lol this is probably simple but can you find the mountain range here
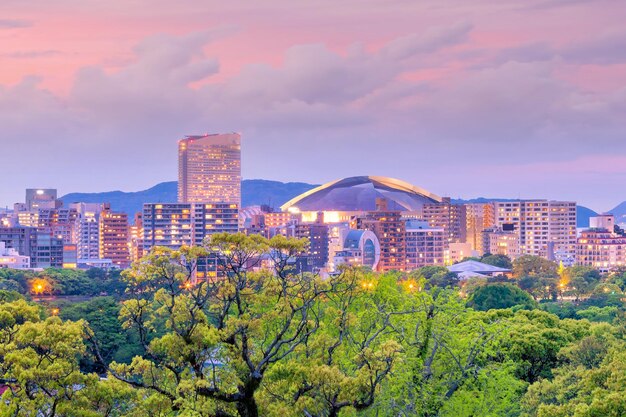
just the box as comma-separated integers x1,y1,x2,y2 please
60,180,319,216
61,180,622,228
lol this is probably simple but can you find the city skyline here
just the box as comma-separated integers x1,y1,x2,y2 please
1,0,626,211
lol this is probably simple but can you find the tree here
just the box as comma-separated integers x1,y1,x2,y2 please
60,296,141,373
412,266,459,288
493,309,589,383
468,283,537,311
95,234,401,417
521,337,626,417
481,254,513,270
562,266,601,301
0,300,100,417
512,256,558,279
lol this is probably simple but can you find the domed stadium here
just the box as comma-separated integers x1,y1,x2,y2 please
280,176,442,212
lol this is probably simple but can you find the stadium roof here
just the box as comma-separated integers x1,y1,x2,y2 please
280,176,442,212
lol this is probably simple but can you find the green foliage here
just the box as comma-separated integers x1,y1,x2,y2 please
0,237,624,417
411,266,460,288
513,255,558,279
468,283,537,311
60,297,142,372
481,254,513,269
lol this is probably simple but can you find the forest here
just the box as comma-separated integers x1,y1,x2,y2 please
0,233,624,417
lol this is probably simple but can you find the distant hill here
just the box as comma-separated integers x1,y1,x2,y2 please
61,185,597,228
608,201,626,225
60,180,318,216
453,198,597,228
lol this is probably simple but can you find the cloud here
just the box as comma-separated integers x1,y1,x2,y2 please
1,50,62,58
0,18,32,28
381,22,473,60
495,30,626,65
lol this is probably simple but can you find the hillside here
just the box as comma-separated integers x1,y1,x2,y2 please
62,184,597,228
60,180,318,216
608,201,626,225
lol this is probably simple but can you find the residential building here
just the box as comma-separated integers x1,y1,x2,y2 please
405,221,445,269
99,208,130,268
0,227,37,259
143,203,239,251
494,200,577,265
0,242,30,269
284,220,329,272
25,189,59,210
482,227,521,260
423,197,467,243
445,242,476,265
577,215,626,271
178,133,241,206
32,232,63,268
465,203,496,253
353,199,406,272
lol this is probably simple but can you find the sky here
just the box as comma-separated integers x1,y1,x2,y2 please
0,0,625,212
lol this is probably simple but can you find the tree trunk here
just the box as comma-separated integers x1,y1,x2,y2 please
236,398,259,417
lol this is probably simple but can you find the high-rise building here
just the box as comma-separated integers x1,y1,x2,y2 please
0,227,37,259
353,199,406,272
405,221,445,269
25,189,59,211
129,212,144,263
99,208,130,268
495,200,577,265
284,221,329,273
32,232,64,268
143,203,239,252
465,203,496,253
423,198,467,243
178,133,241,206
74,209,102,261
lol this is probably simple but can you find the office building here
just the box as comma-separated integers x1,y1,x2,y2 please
178,133,241,206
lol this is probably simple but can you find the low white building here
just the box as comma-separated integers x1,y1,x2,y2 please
0,242,31,269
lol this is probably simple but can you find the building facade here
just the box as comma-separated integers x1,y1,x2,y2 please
405,223,445,270
99,209,130,268
178,133,241,206
143,203,239,252
495,200,577,265
423,198,467,243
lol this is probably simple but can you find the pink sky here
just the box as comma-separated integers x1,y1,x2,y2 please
1,0,625,211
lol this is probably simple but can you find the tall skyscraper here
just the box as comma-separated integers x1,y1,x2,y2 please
178,133,241,206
